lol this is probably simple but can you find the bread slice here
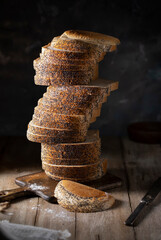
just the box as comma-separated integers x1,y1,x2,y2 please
34,74,91,86
41,130,100,164
34,68,94,86
27,131,86,144
42,156,102,166
42,158,107,182
36,89,106,116
51,36,104,62
36,81,109,113
54,180,115,212
27,79,118,144
34,55,99,86
30,84,110,134
35,68,93,79
51,36,94,52
46,84,106,98
30,83,110,133
40,92,103,110
41,43,95,60
33,104,103,130
28,120,87,135
37,99,92,115
62,30,120,52
39,79,115,105
34,57,92,71
34,102,101,130
39,53,96,66
32,111,88,129
31,116,88,131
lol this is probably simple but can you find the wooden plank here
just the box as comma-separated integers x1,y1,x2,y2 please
0,136,41,225
122,138,161,240
34,199,75,240
75,137,135,240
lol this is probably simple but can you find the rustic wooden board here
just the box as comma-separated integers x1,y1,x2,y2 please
1,136,160,240
122,138,161,240
34,199,76,240
14,170,122,203
75,137,135,240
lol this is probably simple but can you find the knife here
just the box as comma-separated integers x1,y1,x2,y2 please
125,177,161,226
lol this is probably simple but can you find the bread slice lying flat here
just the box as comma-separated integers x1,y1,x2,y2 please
34,57,92,71
62,30,120,51
39,53,96,66
42,158,107,182
41,130,100,165
41,44,95,61
54,180,115,212
26,128,86,144
51,36,105,62
34,74,91,86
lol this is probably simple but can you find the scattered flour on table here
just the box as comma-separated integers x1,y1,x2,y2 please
29,183,48,191
31,206,73,221
4,212,13,216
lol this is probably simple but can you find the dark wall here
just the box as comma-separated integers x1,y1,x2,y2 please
0,0,161,136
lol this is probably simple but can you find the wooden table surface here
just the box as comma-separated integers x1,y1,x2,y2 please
0,136,161,240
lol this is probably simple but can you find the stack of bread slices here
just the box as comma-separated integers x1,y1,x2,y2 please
27,30,120,182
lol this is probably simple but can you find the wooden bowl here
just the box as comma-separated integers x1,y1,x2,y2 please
128,122,161,144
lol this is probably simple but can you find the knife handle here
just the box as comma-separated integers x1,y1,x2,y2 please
125,201,147,226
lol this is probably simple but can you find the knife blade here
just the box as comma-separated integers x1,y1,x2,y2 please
125,177,161,226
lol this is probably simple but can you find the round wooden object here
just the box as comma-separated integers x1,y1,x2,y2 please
128,122,161,144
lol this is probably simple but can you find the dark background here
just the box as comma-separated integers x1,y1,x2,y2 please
0,0,161,136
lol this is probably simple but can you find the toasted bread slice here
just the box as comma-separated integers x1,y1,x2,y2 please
41,130,100,164
42,158,107,182
62,30,120,51
34,57,88,70
39,53,96,65
32,111,88,129
51,36,104,62
34,57,92,71
27,131,86,144
54,180,115,212
41,44,95,60
51,36,94,52
34,74,91,86
28,120,87,136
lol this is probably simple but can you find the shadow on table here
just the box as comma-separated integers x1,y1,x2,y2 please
0,136,41,172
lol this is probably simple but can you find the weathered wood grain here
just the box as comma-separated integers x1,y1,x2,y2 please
122,138,161,240
75,137,135,240
0,136,41,225
1,136,161,240
35,199,75,240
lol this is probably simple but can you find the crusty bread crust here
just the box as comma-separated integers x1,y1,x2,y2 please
62,30,120,49
54,180,115,212
34,74,91,86
41,130,100,165
43,158,107,182
41,44,96,60
33,57,92,71
27,131,85,144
